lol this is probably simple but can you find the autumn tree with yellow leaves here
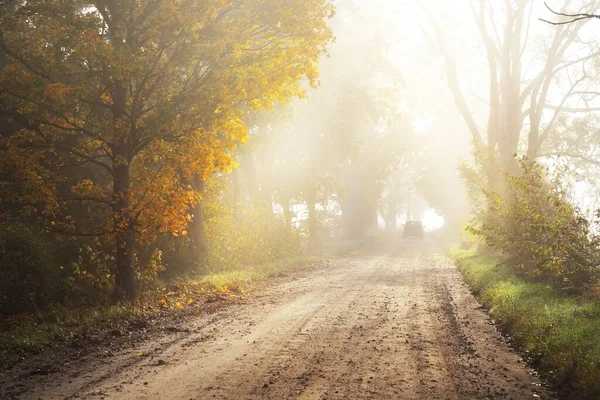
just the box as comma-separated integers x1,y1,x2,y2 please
0,0,333,299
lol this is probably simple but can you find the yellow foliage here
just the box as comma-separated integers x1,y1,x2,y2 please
0,0,334,295
43,83,72,103
204,206,301,271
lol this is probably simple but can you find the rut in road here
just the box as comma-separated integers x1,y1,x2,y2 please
7,239,552,400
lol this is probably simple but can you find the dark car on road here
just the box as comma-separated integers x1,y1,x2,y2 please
403,221,424,239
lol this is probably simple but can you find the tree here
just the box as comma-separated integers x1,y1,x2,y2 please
249,0,415,241
421,0,600,171
0,0,333,298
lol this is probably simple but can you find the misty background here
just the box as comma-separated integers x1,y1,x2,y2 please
231,0,600,242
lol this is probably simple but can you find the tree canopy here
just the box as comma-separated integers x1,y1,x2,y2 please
0,0,334,298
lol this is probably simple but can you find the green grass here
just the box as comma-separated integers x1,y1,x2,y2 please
453,249,600,399
0,302,146,367
0,255,325,369
192,255,325,293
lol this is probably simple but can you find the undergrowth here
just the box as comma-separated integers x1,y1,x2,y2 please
453,248,600,399
0,255,324,369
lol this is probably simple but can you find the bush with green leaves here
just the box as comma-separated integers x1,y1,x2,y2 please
463,156,600,292
0,226,63,315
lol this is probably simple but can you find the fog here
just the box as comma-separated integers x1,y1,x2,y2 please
3,0,600,295
3,2,600,394
224,0,600,244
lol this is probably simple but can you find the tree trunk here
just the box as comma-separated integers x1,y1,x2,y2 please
342,190,369,239
371,206,379,231
190,175,207,254
113,162,136,299
283,198,294,231
385,197,397,230
307,189,317,245
241,150,260,207
261,146,275,218
231,168,240,216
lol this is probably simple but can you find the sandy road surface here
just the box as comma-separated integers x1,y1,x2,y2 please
2,238,552,400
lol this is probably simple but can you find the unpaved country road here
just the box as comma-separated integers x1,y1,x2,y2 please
3,238,552,399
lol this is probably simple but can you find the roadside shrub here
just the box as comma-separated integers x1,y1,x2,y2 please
0,225,151,312
159,176,305,279
62,240,114,305
455,251,600,398
136,247,165,292
0,226,63,315
204,204,302,272
463,156,600,292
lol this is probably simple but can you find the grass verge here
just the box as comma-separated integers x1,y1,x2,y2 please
0,255,325,369
453,249,600,399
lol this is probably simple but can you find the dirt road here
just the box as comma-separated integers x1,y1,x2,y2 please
2,239,552,399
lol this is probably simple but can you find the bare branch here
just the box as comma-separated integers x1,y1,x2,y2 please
539,75,588,146
418,4,484,147
540,2,600,25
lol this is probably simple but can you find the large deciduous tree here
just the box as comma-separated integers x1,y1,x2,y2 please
422,0,600,171
0,0,333,298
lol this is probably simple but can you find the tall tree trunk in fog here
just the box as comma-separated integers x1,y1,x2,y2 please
190,176,207,254
261,144,275,218
385,196,397,230
112,80,136,299
241,148,273,216
341,196,369,239
113,160,136,299
340,192,358,239
241,149,259,205
497,0,525,172
339,166,377,239
422,8,483,149
284,198,294,231
306,187,318,245
371,206,379,231
231,168,240,217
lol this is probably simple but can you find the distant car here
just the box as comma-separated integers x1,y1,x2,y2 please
403,221,424,239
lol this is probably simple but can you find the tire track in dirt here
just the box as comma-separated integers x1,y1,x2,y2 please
5,239,553,400
225,254,395,400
